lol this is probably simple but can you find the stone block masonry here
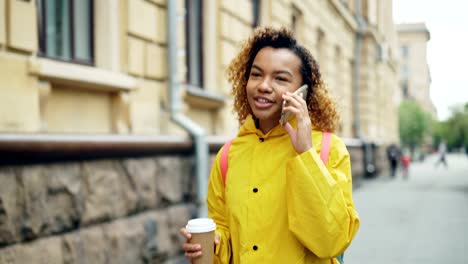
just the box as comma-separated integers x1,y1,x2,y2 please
0,142,369,263
0,156,197,263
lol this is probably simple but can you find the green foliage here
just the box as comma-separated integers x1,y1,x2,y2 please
433,103,468,150
398,100,431,148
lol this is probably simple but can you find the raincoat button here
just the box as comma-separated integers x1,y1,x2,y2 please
259,137,264,142
253,188,258,193
253,245,258,251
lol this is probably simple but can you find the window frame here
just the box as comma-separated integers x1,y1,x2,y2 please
37,0,95,66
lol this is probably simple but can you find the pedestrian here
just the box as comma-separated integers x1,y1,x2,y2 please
401,148,411,179
179,27,360,264
386,143,400,178
434,141,448,168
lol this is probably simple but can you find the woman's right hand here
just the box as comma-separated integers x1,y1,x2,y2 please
180,227,202,261
180,228,220,262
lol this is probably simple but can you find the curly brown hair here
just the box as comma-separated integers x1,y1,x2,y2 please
226,26,340,132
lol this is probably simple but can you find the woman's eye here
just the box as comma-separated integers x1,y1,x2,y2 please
250,72,261,77
276,76,288,82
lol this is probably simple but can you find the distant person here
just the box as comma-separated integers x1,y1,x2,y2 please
386,143,400,177
434,141,448,168
401,148,411,179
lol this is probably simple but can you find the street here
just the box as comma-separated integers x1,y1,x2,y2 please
346,153,468,263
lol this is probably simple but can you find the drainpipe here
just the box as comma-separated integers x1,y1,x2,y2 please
168,0,209,217
353,0,366,139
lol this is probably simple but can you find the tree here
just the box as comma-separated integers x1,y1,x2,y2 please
433,102,468,151
398,100,431,150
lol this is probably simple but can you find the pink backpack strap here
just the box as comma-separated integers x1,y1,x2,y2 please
220,140,233,186
320,132,331,164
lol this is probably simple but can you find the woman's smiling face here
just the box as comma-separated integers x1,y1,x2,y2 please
246,47,303,132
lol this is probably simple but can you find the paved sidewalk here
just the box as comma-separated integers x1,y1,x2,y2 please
345,153,468,264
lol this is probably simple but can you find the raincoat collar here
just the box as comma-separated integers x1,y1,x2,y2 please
238,115,298,138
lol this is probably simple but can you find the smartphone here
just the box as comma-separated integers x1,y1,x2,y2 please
279,84,308,125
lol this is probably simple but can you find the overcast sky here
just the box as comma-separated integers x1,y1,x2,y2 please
393,0,468,120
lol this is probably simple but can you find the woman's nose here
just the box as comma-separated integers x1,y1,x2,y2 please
258,78,273,93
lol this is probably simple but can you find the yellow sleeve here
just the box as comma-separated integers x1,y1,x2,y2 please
207,148,232,263
286,135,360,259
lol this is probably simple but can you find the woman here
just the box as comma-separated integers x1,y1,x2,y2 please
181,27,360,264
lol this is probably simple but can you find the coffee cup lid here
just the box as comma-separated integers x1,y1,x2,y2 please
186,218,216,233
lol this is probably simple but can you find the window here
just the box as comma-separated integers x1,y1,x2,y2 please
366,0,377,25
401,81,409,98
376,43,388,62
350,60,356,138
185,0,204,88
291,5,303,40
401,64,409,80
292,7,299,31
252,0,261,28
37,0,94,65
335,46,342,92
401,45,409,59
316,29,325,66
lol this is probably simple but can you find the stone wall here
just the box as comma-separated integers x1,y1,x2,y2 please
0,157,197,264
0,141,373,263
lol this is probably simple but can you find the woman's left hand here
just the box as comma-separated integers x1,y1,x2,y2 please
281,91,313,154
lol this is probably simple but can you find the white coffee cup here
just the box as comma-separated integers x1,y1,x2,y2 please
186,218,217,264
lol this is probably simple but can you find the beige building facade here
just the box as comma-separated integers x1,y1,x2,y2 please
397,23,436,117
0,0,401,144
0,1,416,261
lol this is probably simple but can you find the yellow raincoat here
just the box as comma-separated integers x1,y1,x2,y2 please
207,115,360,263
